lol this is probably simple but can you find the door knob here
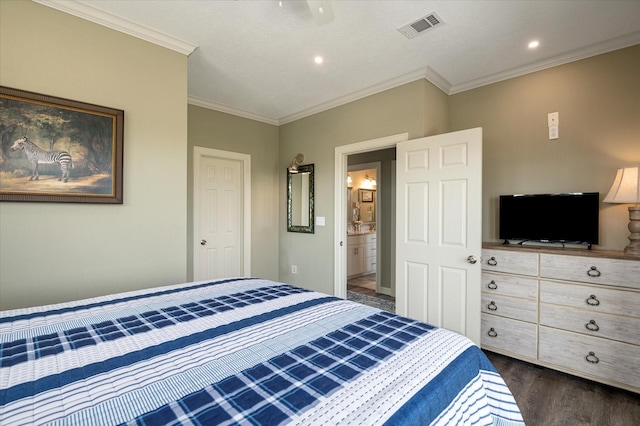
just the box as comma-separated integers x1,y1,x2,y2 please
200,239,207,246
467,255,478,264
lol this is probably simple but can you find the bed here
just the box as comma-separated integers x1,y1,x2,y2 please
1,278,524,425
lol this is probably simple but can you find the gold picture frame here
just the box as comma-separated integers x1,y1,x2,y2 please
0,86,124,203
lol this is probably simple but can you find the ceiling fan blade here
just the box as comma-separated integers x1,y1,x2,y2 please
306,0,334,25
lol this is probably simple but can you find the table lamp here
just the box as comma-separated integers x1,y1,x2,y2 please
603,166,640,255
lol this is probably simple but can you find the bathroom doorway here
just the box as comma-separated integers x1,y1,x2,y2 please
346,153,395,311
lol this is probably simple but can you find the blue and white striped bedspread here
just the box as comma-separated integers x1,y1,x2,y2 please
0,278,524,425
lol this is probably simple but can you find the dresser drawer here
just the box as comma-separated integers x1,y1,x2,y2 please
365,233,377,243
482,249,538,276
482,272,537,300
481,293,537,323
539,326,640,392
540,303,640,345
481,313,537,360
540,253,640,290
540,280,640,318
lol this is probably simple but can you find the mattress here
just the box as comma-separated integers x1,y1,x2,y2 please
0,278,524,425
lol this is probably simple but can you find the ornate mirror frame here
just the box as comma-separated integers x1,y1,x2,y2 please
287,163,314,233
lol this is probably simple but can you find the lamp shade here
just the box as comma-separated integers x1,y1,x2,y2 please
603,166,640,204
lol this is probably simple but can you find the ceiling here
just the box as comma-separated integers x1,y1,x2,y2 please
38,1,640,125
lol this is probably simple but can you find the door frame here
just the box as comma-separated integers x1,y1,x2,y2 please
334,133,408,299
193,146,252,280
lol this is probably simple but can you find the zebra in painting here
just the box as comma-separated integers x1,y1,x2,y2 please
11,137,73,182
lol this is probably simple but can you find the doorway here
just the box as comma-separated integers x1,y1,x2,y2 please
335,129,483,344
334,133,408,300
346,160,396,310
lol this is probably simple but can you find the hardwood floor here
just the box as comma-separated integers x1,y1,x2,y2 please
349,276,640,424
484,351,640,426
347,273,395,301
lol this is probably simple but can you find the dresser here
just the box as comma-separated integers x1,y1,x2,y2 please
481,244,640,393
347,233,377,277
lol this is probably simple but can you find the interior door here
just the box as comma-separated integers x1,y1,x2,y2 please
396,128,482,344
196,155,244,280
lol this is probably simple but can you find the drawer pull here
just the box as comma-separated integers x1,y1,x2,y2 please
585,320,600,332
586,295,600,306
585,351,599,364
587,266,601,277
488,301,498,311
487,328,498,338
487,257,498,266
487,280,498,290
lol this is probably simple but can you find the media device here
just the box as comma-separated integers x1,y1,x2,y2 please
499,192,599,249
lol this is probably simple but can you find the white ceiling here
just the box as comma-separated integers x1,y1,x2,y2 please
38,1,640,125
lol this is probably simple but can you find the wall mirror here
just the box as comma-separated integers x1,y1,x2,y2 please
287,164,314,233
347,167,377,228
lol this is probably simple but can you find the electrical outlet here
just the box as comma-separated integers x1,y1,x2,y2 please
291,265,297,274
549,126,559,140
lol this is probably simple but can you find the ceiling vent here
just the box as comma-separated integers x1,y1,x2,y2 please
397,12,444,39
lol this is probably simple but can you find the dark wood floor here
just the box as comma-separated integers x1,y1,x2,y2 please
484,351,640,426
349,275,639,424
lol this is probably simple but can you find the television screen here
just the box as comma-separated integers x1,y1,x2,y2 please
499,192,599,246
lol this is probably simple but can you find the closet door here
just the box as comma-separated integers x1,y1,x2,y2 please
194,147,251,281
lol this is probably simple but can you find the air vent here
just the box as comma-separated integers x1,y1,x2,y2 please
397,12,444,39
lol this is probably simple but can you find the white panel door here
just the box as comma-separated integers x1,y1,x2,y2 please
396,128,482,344
197,155,243,280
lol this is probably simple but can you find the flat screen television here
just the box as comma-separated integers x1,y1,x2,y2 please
499,192,599,248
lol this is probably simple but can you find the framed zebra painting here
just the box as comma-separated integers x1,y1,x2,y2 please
0,86,124,203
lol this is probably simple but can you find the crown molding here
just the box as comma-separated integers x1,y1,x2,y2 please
188,67,450,126
279,67,450,125
188,95,280,126
423,66,452,94
184,32,639,126
449,32,640,95
32,0,198,56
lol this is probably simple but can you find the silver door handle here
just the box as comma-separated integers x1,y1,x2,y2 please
200,239,207,246
467,255,478,264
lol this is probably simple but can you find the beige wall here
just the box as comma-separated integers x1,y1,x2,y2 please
279,79,450,295
1,2,635,311
0,1,188,309
187,105,280,281
450,45,640,251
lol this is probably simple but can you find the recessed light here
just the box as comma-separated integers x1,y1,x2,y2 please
314,56,323,64
528,40,540,49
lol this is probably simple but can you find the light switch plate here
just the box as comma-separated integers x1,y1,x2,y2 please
548,112,559,127
316,216,325,226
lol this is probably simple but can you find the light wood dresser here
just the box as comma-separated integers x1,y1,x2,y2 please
481,244,640,393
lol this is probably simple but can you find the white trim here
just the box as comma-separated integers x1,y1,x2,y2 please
32,0,639,123
193,147,251,279
280,69,437,125
193,30,640,124
33,0,198,56
449,32,640,94
334,133,408,299
188,95,279,126
390,160,396,297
